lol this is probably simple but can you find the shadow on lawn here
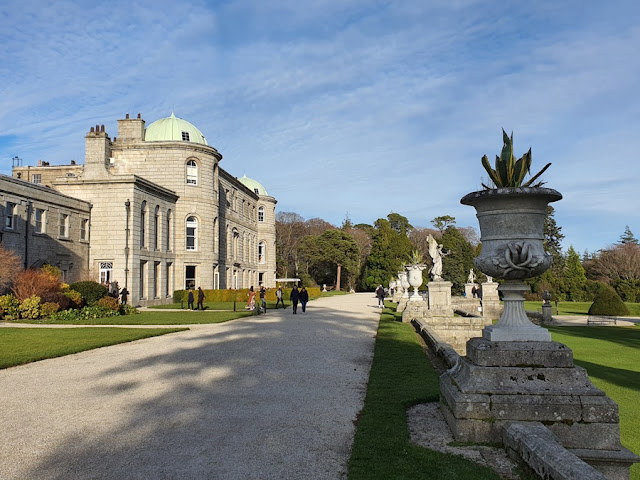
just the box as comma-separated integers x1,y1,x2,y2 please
573,359,640,393
547,325,640,351
11,295,381,480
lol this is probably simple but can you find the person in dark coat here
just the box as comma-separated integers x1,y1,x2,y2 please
290,286,300,314
197,287,205,310
120,287,129,305
375,284,385,308
187,289,195,310
299,287,309,312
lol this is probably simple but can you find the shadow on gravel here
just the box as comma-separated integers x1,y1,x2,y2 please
19,297,380,480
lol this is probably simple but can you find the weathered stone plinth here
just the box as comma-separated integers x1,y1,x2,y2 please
480,282,502,320
396,297,408,312
464,283,479,298
401,300,428,323
440,338,639,479
428,280,452,316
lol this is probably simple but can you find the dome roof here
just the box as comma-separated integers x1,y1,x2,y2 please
145,113,207,145
239,174,268,196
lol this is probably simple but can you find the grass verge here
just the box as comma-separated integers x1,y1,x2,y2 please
548,325,640,479
0,327,186,369
347,304,500,480
19,310,254,325
524,301,640,316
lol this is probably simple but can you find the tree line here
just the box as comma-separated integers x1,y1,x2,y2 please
276,209,640,303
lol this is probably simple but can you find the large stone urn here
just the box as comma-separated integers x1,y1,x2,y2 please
399,272,410,299
460,187,562,341
406,264,426,301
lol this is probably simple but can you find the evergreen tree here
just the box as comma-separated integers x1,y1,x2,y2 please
560,245,588,301
299,229,360,290
544,206,565,273
619,225,639,245
440,226,475,295
431,215,456,234
360,216,413,291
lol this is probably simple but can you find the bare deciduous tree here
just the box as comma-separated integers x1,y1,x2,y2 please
591,243,640,282
0,245,22,294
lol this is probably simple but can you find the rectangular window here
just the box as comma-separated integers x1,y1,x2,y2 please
35,208,45,234
213,268,219,290
59,213,69,238
181,131,190,141
80,219,88,240
259,272,264,286
5,202,16,229
140,261,147,299
166,262,172,298
185,265,196,290
32,174,41,184
154,262,160,298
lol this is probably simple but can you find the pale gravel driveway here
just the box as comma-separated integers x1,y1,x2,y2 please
0,293,381,480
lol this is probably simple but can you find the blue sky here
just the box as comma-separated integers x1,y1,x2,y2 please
1,0,638,254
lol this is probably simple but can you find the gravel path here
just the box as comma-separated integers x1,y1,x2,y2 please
0,293,380,480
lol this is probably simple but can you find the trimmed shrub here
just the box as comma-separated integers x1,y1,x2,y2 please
12,269,61,301
41,264,62,280
18,295,42,319
0,294,21,319
173,290,187,303
41,302,60,317
70,281,108,306
588,286,630,317
62,287,83,308
40,291,72,311
120,304,139,316
96,296,120,311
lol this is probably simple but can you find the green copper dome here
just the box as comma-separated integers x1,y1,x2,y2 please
239,174,268,195
145,113,208,145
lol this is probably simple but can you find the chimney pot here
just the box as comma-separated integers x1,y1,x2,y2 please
137,113,141,118
90,127,95,132
126,113,130,119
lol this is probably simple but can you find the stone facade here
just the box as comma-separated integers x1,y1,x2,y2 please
10,113,277,305
1,175,90,283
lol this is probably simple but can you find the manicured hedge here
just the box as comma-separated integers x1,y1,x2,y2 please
173,287,322,304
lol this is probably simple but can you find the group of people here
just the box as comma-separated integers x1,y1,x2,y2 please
250,285,309,314
103,280,130,305
186,286,206,310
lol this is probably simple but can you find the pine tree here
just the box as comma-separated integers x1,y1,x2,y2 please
619,225,639,245
544,206,565,273
560,245,588,301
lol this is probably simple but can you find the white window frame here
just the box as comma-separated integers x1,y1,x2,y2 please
5,202,16,230
258,206,264,223
186,216,198,251
58,213,69,238
186,159,198,185
35,208,45,234
258,241,266,264
80,218,88,240
99,262,113,284
32,174,41,184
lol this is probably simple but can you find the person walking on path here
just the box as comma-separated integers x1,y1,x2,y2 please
275,286,285,309
290,286,300,314
247,286,256,311
197,287,205,310
120,287,129,305
299,287,309,312
187,289,195,310
259,286,267,313
375,284,385,308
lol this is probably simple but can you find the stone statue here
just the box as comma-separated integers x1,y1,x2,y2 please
427,234,447,281
486,276,493,283
467,268,476,284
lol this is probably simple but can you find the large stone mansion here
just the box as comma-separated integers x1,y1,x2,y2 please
1,112,277,306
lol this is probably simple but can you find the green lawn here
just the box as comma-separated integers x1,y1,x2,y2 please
348,303,500,480
548,325,640,480
19,310,254,325
0,327,186,369
150,300,292,311
524,301,640,316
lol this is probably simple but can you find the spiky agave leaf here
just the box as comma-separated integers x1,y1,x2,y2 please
523,162,552,187
482,154,502,187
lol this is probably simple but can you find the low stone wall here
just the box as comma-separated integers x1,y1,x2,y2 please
411,319,459,369
503,422,608,480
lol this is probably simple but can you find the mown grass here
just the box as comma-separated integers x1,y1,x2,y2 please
21,310,254,325
347,303,500,480
0,327,186,369
548,325,640,479
524,301,640,316
321,290,351,296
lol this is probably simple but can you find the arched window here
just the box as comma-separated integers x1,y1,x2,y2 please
166,209,172,251
258,241,266,264
258,206,264,223
140,201,147,248
186,216,198,251
186,159,198,185
213,217,218,253
154,206,160,250
233,229,239,259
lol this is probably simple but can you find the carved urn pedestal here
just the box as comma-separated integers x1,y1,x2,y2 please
439,188,639,478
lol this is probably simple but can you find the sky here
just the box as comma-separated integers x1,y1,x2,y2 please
1,0,638,255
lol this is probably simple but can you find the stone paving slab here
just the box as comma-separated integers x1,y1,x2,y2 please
0,293,381,480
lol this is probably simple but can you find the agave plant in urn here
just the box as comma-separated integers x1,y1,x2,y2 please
461,129,561,341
